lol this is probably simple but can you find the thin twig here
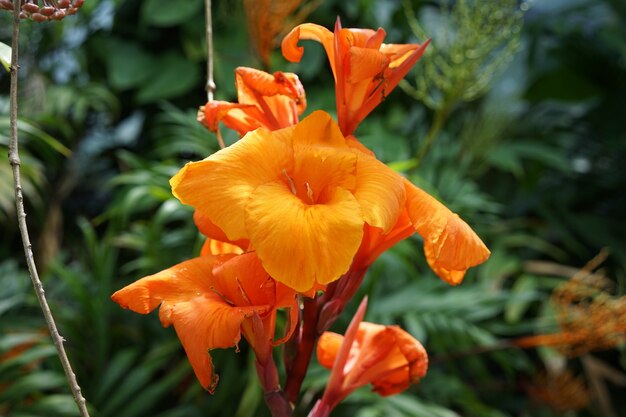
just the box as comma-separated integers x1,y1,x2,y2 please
8,2,90,416
205,0,216,102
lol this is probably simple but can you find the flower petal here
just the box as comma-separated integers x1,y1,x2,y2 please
404,180,490,285
198,101,266,136
281,23,336,75
317,331,344,369
352,150,405,233
111,256,261,392
171,128,293,241
194,210,248,254
244,181,364,292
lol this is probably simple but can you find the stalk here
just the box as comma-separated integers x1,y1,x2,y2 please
7,1,90,416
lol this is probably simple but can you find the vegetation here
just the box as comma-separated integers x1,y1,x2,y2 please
1,0,625,416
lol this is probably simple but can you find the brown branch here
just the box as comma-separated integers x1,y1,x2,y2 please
205,0,216,102
8,2,90,416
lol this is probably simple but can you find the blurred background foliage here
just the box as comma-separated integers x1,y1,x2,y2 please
1,0,625,416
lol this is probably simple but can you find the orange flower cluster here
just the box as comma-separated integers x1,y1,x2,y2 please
113,18,490,413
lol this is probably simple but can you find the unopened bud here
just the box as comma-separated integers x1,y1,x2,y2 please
31,13,48,22
0,0,14,11
40,6,56,16
57,0,71,7
22,3,40,13
51,10,66,20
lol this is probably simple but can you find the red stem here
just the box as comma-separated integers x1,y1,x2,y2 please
284,297,320,403
283,268,368,404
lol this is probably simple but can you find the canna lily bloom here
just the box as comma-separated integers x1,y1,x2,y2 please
282,18,429,136
111,252,298,393
172,111,489,292
171,110,407,292
312,298,428,416
198,66,306,137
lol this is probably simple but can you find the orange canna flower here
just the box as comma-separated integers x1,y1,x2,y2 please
111,252,298,393
172,111,406,292
282,18,429,136
198,66,306,137
312,298,428,416
172,111,489,291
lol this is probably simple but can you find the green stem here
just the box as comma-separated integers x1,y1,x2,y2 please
415,104,451,166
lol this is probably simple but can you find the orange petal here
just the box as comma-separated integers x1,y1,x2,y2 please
235,67,306,129
244,182,364,292
352,150,405,233
404,179,490,285
199,101,266,136
317,331,344,369
111,256,260,392
291,110,348,148
194,210,248,254
358,40,429,127
170,128,293,241
200,238,245,257
281,23,337,78
211,252,275,308
347,47,389,84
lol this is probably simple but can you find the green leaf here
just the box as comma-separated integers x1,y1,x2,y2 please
135,53,200,103
103,40,156,90
141,0,203,27
0,41,10,72
0,371,66,402
17,394,81,416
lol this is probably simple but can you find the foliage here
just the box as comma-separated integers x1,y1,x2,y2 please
1,0,625,416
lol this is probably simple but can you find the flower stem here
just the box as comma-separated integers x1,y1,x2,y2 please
415,104,450,165
283,268,368,404
8,2,90,416
284,297,319,403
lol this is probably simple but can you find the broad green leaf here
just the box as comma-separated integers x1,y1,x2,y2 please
0,41,10,72
141,0,203,27
103,40,155,90
135,53,200,103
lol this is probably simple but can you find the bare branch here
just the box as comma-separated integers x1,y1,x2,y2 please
8,1,91,416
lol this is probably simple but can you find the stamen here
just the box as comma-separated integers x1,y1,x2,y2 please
305,182,315,203
283,169,297,195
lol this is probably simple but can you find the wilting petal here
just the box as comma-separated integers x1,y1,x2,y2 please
352,150,405,233
244,182,364,291
111,256,264,391
171,128,293,241
404,180,490,285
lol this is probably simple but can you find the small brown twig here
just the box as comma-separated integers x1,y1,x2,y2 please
8,2,90,416
205,0,216,102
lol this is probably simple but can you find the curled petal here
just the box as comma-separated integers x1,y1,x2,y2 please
404,180,490,285
282,23,336,76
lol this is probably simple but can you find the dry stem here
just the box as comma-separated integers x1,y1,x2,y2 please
205,0,216,101
8,1,90,416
